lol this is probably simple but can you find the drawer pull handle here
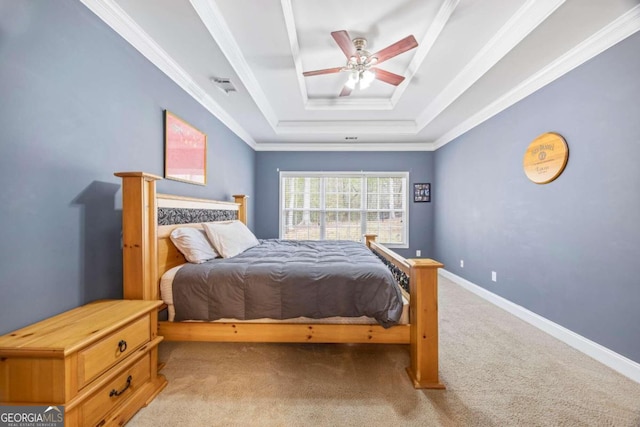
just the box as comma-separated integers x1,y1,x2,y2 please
110,375,132,397
118,340,128,353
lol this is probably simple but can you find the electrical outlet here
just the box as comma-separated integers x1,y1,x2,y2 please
416,250,421,257
460,260,464,268
492,271,497,282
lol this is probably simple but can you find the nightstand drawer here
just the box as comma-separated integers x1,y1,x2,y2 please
81,352,151,427
78,315,150,387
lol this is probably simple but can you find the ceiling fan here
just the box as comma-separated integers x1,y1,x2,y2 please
302,30,418,97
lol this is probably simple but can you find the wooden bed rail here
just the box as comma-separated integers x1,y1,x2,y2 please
365,233,411,275
115,172,444,389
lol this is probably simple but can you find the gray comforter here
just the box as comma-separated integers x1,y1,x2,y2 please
172,239,403,327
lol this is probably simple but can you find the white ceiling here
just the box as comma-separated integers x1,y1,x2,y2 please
83,0,640,151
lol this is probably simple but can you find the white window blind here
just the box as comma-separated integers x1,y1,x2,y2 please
279,172,408,248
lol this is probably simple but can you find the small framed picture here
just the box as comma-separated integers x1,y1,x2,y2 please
413,183,431,203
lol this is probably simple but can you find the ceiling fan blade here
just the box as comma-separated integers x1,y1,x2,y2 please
331,30,356,58
371,35,418,64
302,67,343,77
374,68,405,86
339,85,352,97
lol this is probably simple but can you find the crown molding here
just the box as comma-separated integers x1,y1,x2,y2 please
416,0,566,130
280,0,309,106
190,0,279,130
79,0,257,149
304,98,395,110
254,141,434,152
433,4,640,150
275,120,417,134
390,0,459,106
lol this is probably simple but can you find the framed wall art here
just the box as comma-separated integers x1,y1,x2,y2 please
413,183,431,203
164,110,207,185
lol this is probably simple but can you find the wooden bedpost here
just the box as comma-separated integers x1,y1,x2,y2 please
364,233,377,247
232,195,248,224
406,258,445,389
366,237,445,389
115,172,163,300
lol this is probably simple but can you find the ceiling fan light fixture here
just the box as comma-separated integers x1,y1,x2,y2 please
359,70,375,89
301,30,418,97
345,71,359,89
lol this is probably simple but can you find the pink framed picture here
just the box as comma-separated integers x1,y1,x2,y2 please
164,110,207,185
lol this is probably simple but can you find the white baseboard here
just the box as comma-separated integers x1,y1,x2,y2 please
439,269,640,384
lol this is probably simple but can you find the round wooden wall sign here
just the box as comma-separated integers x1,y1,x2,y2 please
523,132,569,184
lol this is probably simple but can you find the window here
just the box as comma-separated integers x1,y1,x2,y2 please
280,172,408,247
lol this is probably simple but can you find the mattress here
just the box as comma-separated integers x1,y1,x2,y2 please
161,264,409,325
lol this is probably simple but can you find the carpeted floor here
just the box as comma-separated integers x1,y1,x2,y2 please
129,276,640,426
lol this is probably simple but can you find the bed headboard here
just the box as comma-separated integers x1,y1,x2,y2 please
115,172,247,300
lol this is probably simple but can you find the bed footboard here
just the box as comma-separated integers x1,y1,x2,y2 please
365,234,444,389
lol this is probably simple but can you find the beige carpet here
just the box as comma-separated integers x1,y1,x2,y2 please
129,276,640,426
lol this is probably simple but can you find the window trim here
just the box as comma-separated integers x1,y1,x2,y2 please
278,171,409,248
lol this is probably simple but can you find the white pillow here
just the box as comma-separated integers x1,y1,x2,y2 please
203,220,259,258
169,227,219,263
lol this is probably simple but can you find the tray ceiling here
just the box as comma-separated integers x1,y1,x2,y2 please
82,0,640,150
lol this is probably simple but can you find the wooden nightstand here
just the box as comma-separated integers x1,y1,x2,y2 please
0,300,167,426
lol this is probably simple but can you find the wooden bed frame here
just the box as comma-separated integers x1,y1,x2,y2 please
115,171,444,389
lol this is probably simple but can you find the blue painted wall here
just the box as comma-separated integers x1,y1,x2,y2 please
254,151,435,259
434,31,640,363
0,1,255,333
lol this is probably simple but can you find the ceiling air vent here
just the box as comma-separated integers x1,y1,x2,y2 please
210,77,236,95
